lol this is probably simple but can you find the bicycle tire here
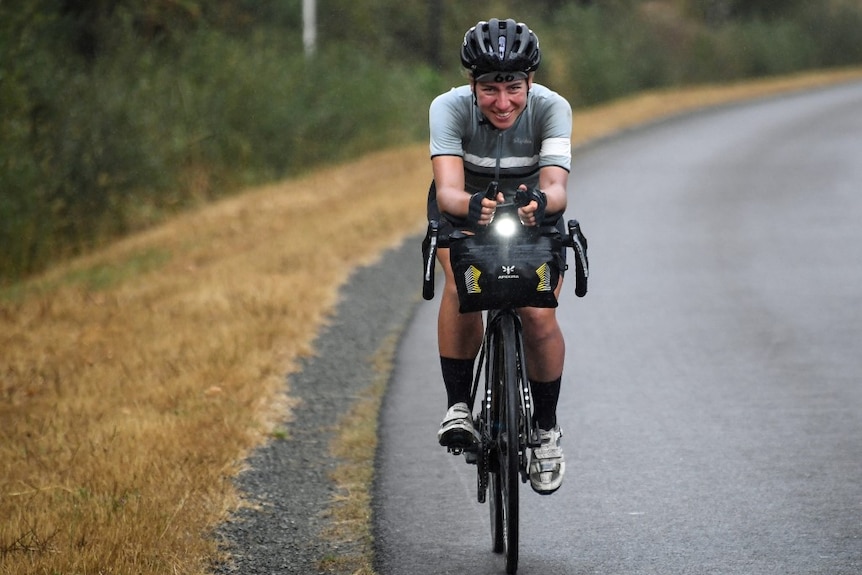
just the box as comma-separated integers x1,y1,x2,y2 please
488,313,521,574
488,325,504,554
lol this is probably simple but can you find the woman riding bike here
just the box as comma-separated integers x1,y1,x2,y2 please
429,18,572,494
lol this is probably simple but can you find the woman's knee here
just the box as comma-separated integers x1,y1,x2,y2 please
520,308,561,340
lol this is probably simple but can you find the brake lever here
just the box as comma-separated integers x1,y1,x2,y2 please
567,219,589,298
422,219,439,300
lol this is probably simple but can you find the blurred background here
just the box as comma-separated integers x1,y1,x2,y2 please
3,0,862,281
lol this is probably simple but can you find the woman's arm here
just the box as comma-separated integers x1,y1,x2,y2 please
432,155,501,225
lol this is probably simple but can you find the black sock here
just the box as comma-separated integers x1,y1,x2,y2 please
531,376,562,430
440,356,475,407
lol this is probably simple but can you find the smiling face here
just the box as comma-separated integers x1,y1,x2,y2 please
474,77,531,130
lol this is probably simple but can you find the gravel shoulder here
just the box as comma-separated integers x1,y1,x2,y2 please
212,237,421,574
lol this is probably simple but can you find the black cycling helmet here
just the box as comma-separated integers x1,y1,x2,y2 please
460,18,541,80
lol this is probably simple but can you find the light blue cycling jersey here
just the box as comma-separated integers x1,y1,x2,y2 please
429,82,572,199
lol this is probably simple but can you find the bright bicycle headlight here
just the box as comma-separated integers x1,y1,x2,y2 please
492,214,518,238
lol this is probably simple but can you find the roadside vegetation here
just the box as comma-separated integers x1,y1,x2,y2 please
3,0,862,281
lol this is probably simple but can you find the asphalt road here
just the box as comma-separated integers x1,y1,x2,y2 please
373,82,862,575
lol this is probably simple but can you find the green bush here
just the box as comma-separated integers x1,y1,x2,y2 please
0,14,443,280
801,3,862,67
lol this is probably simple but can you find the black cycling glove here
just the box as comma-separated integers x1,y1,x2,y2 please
466,191,486,226
514,188,547,224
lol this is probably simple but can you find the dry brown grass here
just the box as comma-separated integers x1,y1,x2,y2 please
2,67,861,574
0,149,428,573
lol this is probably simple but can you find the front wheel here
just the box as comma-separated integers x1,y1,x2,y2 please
488,314,520,574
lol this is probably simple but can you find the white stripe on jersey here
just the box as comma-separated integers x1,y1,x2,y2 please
540,137,572,160
464,153,540,169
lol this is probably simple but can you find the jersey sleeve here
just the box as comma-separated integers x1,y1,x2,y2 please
429,88,469,158
537,92,573,172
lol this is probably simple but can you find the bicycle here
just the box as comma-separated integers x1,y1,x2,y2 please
422,182,588,574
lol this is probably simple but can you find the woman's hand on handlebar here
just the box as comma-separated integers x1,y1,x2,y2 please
467,189,504,226
514,185,547,226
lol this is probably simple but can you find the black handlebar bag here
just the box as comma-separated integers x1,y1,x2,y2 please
448,229,563,314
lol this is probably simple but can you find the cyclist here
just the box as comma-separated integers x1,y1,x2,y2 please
429,18,572,494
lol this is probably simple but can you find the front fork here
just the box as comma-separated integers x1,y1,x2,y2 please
513,315,540,485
